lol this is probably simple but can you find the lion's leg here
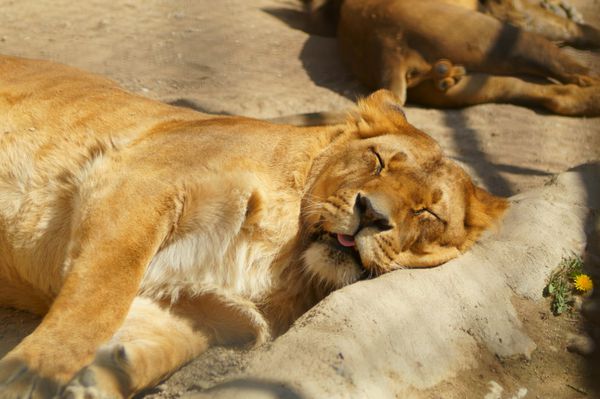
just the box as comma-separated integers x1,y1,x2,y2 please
420,7,597,85
408,73,600,116
0,184,176,398
63,293,269,399
480,25,596,86
61,298,210,399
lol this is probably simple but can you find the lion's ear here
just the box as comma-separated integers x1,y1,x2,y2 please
462,184,508,248
357,90,406,119
351,90,408,138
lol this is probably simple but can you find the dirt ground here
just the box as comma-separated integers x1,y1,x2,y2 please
0,0,599,398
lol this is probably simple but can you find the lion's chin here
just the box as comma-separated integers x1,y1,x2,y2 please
302,241,364,288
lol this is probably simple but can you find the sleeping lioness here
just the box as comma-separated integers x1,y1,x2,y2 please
0,55,506,398
306,0,600,116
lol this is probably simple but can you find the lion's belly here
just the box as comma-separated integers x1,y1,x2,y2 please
0,126,121,301
0,136,79,303
0,185,72,313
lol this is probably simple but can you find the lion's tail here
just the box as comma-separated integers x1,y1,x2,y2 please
267,111,348,126
166,98,348,127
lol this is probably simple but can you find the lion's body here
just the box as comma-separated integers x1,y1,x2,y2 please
0,55,506,398
0,57,295,312
308,0,600,115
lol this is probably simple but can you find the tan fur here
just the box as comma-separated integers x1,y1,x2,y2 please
307,0,600,116
0,55,506,398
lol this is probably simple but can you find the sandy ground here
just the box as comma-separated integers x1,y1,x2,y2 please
0,0,599,398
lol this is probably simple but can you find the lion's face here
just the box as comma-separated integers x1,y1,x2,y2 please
300,91,507,287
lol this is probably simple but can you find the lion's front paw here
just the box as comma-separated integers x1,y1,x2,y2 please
62,368,122,399
0,358,61,399
62,345,130,399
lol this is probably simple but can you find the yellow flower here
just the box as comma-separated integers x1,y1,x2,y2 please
573,274,593,293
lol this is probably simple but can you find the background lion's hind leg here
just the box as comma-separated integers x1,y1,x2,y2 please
481,0,600,48
408,72,600,116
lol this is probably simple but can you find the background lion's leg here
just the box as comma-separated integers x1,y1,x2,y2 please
64,292,269,398
416,6,597,85
475,25,596,86
408,73,600,116
481,0,600,48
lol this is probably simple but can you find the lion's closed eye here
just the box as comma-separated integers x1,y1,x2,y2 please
412,208,427,216
413,208,442,222
369,147,385,175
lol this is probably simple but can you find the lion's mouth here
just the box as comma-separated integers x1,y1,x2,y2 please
313,231,369,277
336,233,356,247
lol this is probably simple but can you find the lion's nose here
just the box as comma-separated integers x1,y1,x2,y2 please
355,194,392,232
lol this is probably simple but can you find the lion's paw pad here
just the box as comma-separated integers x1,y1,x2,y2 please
431,59,466,91
62,368,121,399
63,385,109,399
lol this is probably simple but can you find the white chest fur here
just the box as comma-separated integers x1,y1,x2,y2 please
140,230,280,302
139,182,301,303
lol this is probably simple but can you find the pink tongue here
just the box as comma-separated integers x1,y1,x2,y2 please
337,233,356,247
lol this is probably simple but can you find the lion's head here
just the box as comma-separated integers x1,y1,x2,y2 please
300,90,507,287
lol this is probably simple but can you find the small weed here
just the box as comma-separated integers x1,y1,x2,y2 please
543,255,589,315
